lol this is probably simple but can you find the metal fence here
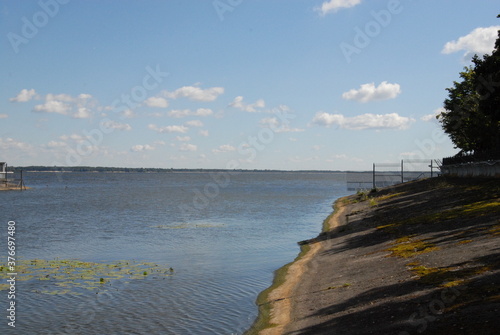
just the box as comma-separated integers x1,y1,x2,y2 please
347,159,441,191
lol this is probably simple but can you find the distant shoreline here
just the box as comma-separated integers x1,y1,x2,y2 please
10,167,360,174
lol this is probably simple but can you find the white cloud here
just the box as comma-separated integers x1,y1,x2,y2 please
73,107,92,119
194,108,213,116
442,26,500,59
120,109,136,119
168,109,192,118
0,114,8,119
260,117,304,133
0,137,32,150
144,96,169,108
212,144,236,153
199,130,209,137
185,120,204,127
163,86,224,102
311,112,414,130
421,108,445,122
148,124,189,133
9,89,38,102
46,140,67,148
342,81,401,103
78,93,92,100
131,144,154,152
315,0,362,16
168,108,213,118
101,120,132,131
33,100,71,115
179,143,198,152
229,96,266,112
175,136,191,142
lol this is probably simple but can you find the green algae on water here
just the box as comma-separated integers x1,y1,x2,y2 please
0,259,174,295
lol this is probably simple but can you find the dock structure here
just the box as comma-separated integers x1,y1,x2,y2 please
0,162,27,190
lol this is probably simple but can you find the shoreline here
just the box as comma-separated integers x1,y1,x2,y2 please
245,196,349,334
248,177,500,334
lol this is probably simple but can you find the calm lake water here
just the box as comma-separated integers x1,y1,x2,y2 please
0,171,349,334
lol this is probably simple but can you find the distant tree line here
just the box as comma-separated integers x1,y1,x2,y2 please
439,15,500,159
8,166,343,173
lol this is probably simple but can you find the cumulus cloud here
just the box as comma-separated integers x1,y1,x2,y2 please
163,86,224,102
131,144,154,152
179,143,198,152
144,96,169,108
311,112,414,130
421,108,445,122
120,109,136,119
101,120,132,131
10,88,38,102
175,136,191,142
442,26,500,59
212,144,236,153
260,117,304,133
168,108,214,118
29,92,95,118
0,137,32,150
0,114,8,119
73,107,92,119
185,120,204,127
199,130,209,137
342,81,401,103
33,100,71,115
315,0,362,16
148,124,189,134
229,96,265,112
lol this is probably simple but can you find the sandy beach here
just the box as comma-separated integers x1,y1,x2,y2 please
248,177,500,335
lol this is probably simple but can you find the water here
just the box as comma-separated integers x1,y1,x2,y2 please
0,171,349,334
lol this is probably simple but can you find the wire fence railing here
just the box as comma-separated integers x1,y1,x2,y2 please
346,159,440,191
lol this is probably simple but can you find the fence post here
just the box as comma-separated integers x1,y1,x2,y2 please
401,160,404,184
373,163,375,189
430,160,433,178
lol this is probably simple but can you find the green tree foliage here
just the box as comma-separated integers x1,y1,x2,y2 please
439,22,500,154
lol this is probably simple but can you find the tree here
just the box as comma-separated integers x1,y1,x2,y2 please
439,21,500,154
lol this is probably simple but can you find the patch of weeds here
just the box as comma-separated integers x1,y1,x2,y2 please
386,237,439,258
369,198,378,207
489,224,500,236
376,223,400,233
457,240,473,245
375,192,406,202
407,262,491,288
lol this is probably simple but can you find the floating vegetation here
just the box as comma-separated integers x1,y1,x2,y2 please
152,223,225,229
0,259,174,295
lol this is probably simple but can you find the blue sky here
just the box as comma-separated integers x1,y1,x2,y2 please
1,0,499,170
